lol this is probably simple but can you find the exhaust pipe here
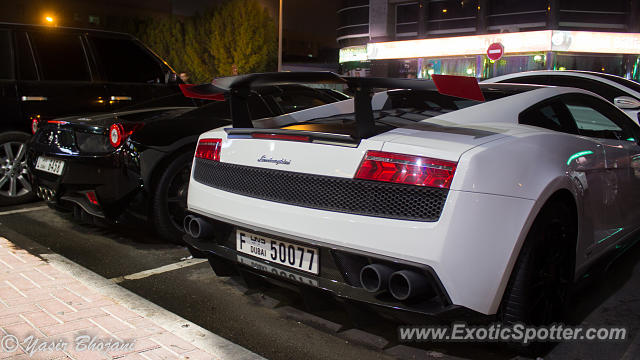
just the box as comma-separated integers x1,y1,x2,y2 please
37,187,55,201
360,264,394,293
388,270,430,301
188,217,215,239
183,215,195,235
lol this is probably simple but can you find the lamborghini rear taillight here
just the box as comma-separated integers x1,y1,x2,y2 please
355,150,457,188
195,139,222,161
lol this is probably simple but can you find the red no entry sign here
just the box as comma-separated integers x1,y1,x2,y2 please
487,42,504,61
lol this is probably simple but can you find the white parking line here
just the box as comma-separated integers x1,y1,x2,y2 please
109,258,208,284
0,206,49,216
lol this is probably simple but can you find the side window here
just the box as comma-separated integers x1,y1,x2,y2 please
89,37,164,84
502,75,627,103
518,101,577,134
556,77,627,103
0,30,13,80
194,95,271,121
562,95,637,141
28,31,90,81
15,32,37,81
500,75,552,86
567,105,622,132
271,90,330,113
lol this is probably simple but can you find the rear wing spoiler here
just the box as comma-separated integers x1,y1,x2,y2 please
185,72,483,138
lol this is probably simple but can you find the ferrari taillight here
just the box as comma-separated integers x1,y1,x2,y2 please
108,123,143,148
195,139,222,161
31,117,39,134
109,124,124,148
355,150,457,189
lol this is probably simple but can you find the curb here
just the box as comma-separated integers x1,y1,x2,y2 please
39,252,265,360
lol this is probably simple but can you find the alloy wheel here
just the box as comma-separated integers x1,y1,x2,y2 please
0,142,32,198
166,162,191,232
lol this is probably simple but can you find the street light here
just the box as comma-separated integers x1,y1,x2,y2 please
44,15,56,26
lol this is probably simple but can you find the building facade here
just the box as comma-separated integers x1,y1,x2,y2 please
338,0,640,80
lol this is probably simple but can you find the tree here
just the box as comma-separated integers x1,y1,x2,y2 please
136,16,187,76
183,11,216,83
122,0,276,83
208,0,277,76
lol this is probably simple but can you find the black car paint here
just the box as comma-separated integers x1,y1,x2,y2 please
0,22,180,134
27,85,344,223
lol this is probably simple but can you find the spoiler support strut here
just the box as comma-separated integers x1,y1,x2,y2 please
354,86,376,139
227,88,253,129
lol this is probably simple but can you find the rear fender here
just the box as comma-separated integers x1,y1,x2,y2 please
489,176,580,314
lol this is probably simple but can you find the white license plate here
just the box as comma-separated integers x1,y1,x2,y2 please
236,230,319,275
237,255,318,287
35,156,65,175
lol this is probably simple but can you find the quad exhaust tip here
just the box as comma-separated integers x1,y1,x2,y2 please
360,264,394,293
183,215,215,239
183,215,194,234
37,186,55,201
360,264,432,301
388,270,430,301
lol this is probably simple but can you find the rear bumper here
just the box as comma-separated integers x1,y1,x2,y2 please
182,215,484,321
188,179,537,315
26,147,143,218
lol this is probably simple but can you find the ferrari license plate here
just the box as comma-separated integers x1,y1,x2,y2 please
35,156,65,175
236,230,319,275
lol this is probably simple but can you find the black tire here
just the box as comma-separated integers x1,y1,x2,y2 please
0,132,37,206
500,201,575,327
151,151,193,244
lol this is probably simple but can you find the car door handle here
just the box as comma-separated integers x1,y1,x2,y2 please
110,96,132,101
21,96,48,101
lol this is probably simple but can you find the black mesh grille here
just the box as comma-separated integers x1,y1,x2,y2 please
193,159,448,222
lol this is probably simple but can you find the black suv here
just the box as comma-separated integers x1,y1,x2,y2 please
0,23,181,205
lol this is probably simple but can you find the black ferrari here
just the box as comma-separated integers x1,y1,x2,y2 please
26,84,347,242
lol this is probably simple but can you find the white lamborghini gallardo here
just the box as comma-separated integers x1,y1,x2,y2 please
182,73,640,326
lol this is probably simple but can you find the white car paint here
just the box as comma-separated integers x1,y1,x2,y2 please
483,70,640,122
187,85,640,315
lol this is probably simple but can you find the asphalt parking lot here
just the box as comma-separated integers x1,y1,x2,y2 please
1,201,638,360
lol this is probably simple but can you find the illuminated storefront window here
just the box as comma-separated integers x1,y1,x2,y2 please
340,30,640,81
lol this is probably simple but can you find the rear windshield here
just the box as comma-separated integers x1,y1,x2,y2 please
280,88,531,137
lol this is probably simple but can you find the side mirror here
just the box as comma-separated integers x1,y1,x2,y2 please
614,96,640,110
166,71,179,84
